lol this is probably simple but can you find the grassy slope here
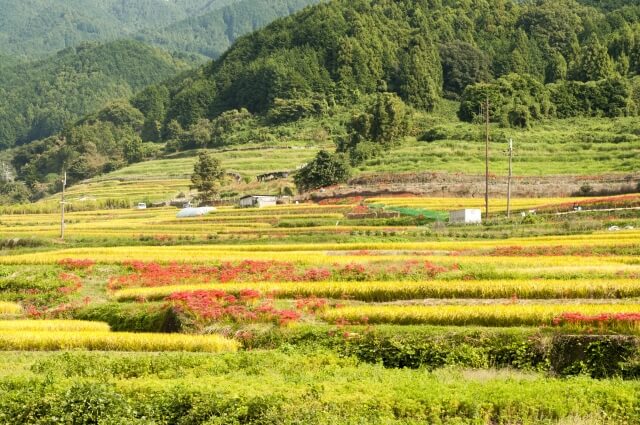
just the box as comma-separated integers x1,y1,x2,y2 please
362,101,640,176
60,143,323,203
49,99,640,203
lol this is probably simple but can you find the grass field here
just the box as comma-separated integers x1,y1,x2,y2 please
358,116,640,175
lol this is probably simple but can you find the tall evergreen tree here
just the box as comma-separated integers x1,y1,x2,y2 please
573,37,615,81
190,151,225,204
397,37,442,111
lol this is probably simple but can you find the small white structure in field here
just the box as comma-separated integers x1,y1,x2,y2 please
136,203,147,210
176,207,216,218
239,195,278,208
449,209,482,224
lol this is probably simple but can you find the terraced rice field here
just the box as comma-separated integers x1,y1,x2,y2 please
0,193,639,423
48,145,321,204
366,196,592,212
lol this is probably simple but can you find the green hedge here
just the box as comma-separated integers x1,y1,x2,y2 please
1,350,639,424
74,302,182,333
247,324,640,378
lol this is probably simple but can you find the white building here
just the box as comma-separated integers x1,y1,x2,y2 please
449,209,482,224
239,195,278,208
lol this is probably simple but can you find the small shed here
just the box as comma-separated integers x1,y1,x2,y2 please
176,207,216,218
239,195,278,208
449,209,482,224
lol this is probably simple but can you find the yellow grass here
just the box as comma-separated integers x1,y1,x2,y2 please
322,304,640,326
1,231,639,265
366,196,591,212
0,302,22,315
0,320,110,332
112,279,640,302
0,331,239,352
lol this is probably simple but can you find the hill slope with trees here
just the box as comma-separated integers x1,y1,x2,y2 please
0,0,236,59
0,0,319,60
135,0,322,59
6,0,640,200
0,40,190,150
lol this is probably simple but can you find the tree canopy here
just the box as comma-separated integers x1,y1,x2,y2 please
190,151,225,203
294,150,351,192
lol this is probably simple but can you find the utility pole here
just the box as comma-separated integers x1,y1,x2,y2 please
0,162,11,183
507,138,513,218
60,170,67,240
484,95,490,220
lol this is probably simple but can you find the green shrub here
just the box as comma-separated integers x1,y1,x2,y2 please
74,302,182,333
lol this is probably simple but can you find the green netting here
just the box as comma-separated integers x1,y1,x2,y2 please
369,204,448,220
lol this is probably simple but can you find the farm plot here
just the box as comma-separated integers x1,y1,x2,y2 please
0,319,237,352
0,196,639,423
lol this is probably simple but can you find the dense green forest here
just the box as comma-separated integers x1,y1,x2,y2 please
0,0,319,169
136,0,322,59
0,40,190,150
0,0,319,60
0,0,235,59
8,0,640,199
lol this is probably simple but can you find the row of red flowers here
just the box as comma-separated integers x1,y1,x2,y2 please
165,289,329,326
553,312,640,326
108,259,459,290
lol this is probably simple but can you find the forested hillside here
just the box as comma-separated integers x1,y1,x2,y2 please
91,0,640,132
136,0,322,59
0,0,319,60
0,0,233,59
0,40,189,150
8,0,640,200
0,0,320,161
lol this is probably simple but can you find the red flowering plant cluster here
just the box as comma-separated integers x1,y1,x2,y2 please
165,289,303,327
552,312,640,334
109,259,460,291
57,258,96,271
483,245,614,257
111,260,326,290
58,272,83,295
26,297,93,319
8,264,88,315
295,296,328,313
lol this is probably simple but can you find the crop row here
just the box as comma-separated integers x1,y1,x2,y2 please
108,260,456,290
113,279,640,302
0,302,22,315
366,197,588,212
0,320,109,332
321,304,640,327
2,244,638,265
0,320,237,352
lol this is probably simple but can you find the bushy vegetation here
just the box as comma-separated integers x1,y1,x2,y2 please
294,150,351,191
0,350,639,424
